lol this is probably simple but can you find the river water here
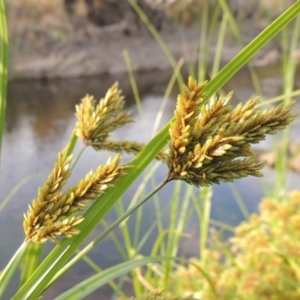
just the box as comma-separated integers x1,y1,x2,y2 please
1,66,299,299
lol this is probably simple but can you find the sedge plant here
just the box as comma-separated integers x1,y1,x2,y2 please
131,1,300,298
3,76,296,298
122,6,256,296
0,1,300,300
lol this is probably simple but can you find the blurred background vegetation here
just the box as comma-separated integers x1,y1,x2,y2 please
6,0,298,80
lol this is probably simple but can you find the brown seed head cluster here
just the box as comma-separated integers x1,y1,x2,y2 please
75,82,167,160
75,82,134,145
23,153,130,243
167,77,295,186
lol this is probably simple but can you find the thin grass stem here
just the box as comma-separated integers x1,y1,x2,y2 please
48,179,168,287
0,0,8,158
151,58,184,137
127,0,184,88
229,183,250,220
218,0,263,96
0,241,29,298
197,1,209,82
200,187,212,259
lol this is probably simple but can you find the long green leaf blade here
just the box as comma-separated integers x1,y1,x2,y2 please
0,0,8,158
54,256,171,300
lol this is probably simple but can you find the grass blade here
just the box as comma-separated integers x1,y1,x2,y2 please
53,256,172,300
0,0,8,158
0,242,29,298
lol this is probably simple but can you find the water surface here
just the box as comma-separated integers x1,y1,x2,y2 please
1,66,299,299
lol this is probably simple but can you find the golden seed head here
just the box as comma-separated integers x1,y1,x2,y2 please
23,153,130,243
167,76,295,186
74,82,167,160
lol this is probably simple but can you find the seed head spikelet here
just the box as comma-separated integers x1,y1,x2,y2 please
75,82,134,145
168,78,207,161
166,76,295,186
23,154,130,243
23,153,72,240
75,82,167,160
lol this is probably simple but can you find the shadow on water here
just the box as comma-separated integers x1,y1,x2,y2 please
1,65,299,299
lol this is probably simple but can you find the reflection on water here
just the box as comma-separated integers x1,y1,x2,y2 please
1,67,299,299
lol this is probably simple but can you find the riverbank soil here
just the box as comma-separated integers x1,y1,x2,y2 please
7,0,299,80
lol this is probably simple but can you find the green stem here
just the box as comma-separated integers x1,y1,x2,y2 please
198,1,209,82
70,145,86,171
218,0,263,96
127,0,184,87
62,130,78,160
276,15,300,195
0,0,8,158
200,187,212,259
202,1,300,101
0,241,29,298
48,179,168,287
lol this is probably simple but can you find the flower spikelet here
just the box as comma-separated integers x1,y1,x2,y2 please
23,154,130,243
167,76,295,186
57,155,130,218
168,77,207,161
75,82,134,145
75,82,167,160
23,153,72,240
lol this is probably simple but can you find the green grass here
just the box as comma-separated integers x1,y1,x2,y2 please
0,0,8,159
